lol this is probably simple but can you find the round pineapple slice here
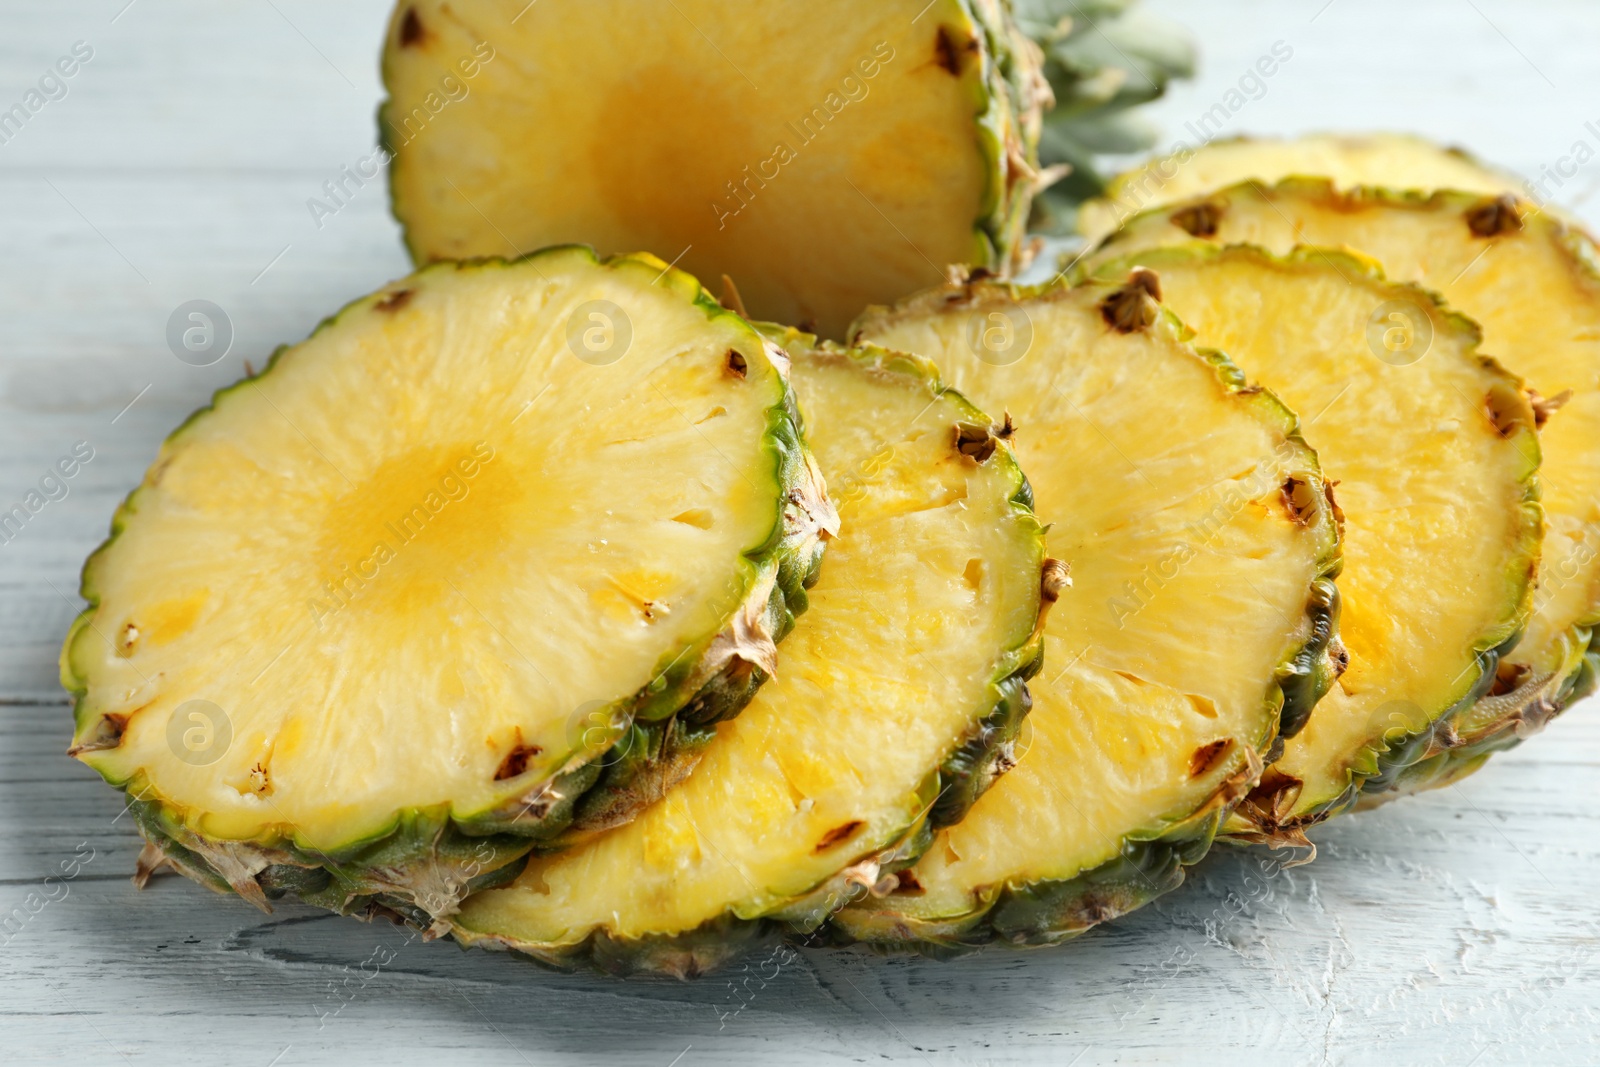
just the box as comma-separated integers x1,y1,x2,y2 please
63,248,835,921
379,0,1049,338
1090,179,1600,799
1081,247,1540,835
836,272,1341,955
450,338,1052,976
1075,132,1523,243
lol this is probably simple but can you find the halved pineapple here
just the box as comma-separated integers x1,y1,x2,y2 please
63,248,834,921
381,0,1050,338
836,273,1341,954
1082,247,1540,834
451,337,1052,976
1092,180,1600,799
1075,132,1523,243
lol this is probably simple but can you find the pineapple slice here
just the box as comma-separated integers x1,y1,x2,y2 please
63,248,835,920
1082,247,1540,834
836,273,1341,954
1092,179,1600,799
451,339,1053,976
380,0,1049,339
1076,132,1523,243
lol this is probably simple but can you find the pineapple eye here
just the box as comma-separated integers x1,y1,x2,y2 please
1188,739,1233,779
397,7,425,48
1099,275,1161,332
954,422,998,462
813,821,863,852
495,741,543,782
1464,194,1522,238
1170,201,1224,237
374,288,413,312
932,24,978,77
1280,475,1319,526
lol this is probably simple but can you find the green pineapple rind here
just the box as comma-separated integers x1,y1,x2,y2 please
965,0,1054,271
447,339,1054,977
61,246,836,921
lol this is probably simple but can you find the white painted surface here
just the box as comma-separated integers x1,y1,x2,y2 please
2,1,1597,1064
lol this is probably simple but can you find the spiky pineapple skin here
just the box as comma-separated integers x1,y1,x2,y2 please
823,764,1240,958
825,292,1343,957
1350,614,1595,806
448,340,1054,977
965,0,1055,271
62,246,836,923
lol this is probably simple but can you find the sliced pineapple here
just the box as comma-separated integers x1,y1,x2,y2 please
381,0,1049,338
63,248,834,921
1091,179,1600,799
835,272,1341,954
1076,132,1524,244
451,338,1052,976
1081,247,1540,834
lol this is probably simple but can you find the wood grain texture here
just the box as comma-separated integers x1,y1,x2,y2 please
3,0,1598,1063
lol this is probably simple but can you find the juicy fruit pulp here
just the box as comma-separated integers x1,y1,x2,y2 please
1075,132,1523,243
1084,247,1540,829
1094,179,1600,792
837,274,1341,952
382,0,1048,339
63,249,832,917
451,341,1050,976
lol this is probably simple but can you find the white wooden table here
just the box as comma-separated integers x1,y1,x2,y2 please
4,1,1598,1063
